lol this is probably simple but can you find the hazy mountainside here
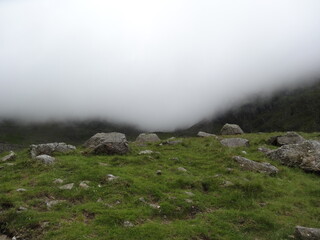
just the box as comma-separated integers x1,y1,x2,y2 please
187,80,320,135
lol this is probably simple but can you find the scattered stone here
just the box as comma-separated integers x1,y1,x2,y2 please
99,162,109,167
214,174,222,178
0,166,4,170
17,206,28,212
30,142,76,159
84,132,129,155
53,178,64,184
185,199,193,203
46,200,65,208
197,131,217,138
294,226,320,240
4,163,15,166
222,181,234,187
220,123,244,135
170,157,180,161
79,181,90,189
1,151,16,162
258,147,272,154
156,170,162,175
123,221,134,228
267,140,320,173
107,174,119,181
268,132,305,146
177,167,187,172
161,139,183,146
233,156,279,175
185,191,195,197
135,133,161,143
241,151,247,155
59,183,74,190
97,198,103,203
149,203,161,209
220,138,249,148
139,197,146,203
139,150,154,155
226,168,234,173
16,188,27,192
35,154,56,164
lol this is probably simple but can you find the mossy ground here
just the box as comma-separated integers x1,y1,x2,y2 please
1,133,320,240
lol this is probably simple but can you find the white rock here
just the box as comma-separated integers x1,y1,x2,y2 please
59,183,74,190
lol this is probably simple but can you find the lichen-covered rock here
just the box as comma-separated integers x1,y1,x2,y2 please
294,226,320,240
30,142,76,158
197,131,217,138
268,132,305,146
267,140,320,172
136,133,161,143
220,138,249,148
1,151,16,162
84,132,129,155
35,154,56,164
233,156,279,175
220,123,244,135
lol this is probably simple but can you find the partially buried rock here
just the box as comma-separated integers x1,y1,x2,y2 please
35,155,56,164
139,150,154,155
197,131,217,138
79,181,90,189
294,226,320,240
30,142,76,159
268,132,305,146
220,138,249,148
267,140,320,173
53,178,64,184
1,151,16,162
135,133,160,143
220,123,244,135
177,167,187,172
84,132,129,155
233,156,279,175
59,183,74,190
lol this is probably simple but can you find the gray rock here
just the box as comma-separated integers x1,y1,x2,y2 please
84,132,129,155
233,156,279,175
107,174,119,181
30,142,76,159
79,181,90,189
156,170,162,175
35,154,56,164
220,138,249,148
139,150,154,155
268,132,305,146
222,180,234,187
197,131,217,138
177,167,187,172
16,188,27,192
161,140,183,145
267,140,320,172
46,200,65,208
1,151,16,162
59,183,74,190
53,178,64,184
258,147,272,154
123,221,134,228
136,133,160,143
295,226,320,240
0,235,11,240
220,123,244,135
185,191,195,196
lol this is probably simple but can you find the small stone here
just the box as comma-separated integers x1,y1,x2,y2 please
59,183,74,190
46,200,65,208
170,157,180,161
197,131,217,138
97,198,103,203
79,181,90,189
5,163,15,166
35,154,56,164
139,150,154,155
99,162,109,167
185,199,193,203
156,170,162,175
107,174,119,181
139,197,146,203
149,203,161,209
214,174,222,178
185,191,195,197
17,206,28,212
123,221,134,228
222,181,234,187
177,167,187,172
16,188,27,192
53,178,64,184
294,226,320,240
1,151,16,162
226,168,233,173
258,147,271,154
241,151,247,155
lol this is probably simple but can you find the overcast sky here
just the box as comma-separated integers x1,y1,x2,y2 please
1,0,320,130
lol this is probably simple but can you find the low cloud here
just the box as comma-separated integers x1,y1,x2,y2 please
1,0,320,130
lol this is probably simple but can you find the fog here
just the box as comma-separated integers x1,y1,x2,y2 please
1,0,320,130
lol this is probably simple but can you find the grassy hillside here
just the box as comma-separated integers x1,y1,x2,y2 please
1,133,320,240
187,80,320,134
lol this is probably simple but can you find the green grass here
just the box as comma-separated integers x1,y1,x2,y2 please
1,133,320,239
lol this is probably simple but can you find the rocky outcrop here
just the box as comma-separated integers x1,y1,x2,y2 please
233,156,279,175
30,142,76,159
1,151,16,162
220,138,249,148
135,133,160,143
197,131,217,138
294,226,320,240
220,123,244,135
268,132,305,146
267,140,320,172
84,132,129,155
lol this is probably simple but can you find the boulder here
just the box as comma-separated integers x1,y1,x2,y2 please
268,132,305,146
35,155,56,164
220,123,244,135
233,156,279,175
295,226,320,240
136,133,160,143
220,138,249,148
197,131,217,138
30,142,76,159
84,132,129,155
267,140,320,173
1,151,16,162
